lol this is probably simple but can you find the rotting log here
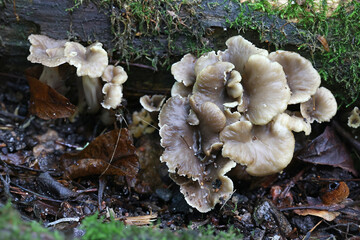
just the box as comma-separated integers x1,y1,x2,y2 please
0,0,316,99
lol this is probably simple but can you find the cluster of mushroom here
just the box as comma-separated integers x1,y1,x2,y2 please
27,34,127,113
159,35,337,212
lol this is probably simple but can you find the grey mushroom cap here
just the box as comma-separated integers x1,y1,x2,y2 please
220,113,298,176
242,54,291,125
171,82,193,98
171,53,196,87
300,87,337,123
170,157,236,213
140,95,166,112
27,34,67,67
221,35,268,75
268,51,321,104
64,42,108,78
159,96,205,181
348,107,360,128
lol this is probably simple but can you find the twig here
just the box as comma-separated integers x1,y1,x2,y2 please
302,219,323,240
280,204,344,212
44,217,80,227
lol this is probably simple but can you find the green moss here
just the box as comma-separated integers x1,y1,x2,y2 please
80,212,243,240
0,202,63,240
226,0,360,106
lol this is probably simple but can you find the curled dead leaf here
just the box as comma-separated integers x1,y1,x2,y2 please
26,75,75,120
320,181,350,205
61,129,139,179
297,126,357,175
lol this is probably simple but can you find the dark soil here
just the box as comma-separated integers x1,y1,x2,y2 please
0,72,360,240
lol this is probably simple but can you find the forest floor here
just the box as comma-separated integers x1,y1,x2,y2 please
0,67,360,240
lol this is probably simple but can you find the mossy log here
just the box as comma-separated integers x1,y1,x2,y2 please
0,0,334,102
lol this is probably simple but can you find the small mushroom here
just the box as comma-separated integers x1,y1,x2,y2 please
64,42,108,113
220,114,299,176
139,95,166,112
300,87,337,123
268,51,321,104
348,107,360,128
101,65,128,110
170,157,236,213
241,54,291,125
171,53,196,87
27,34,68,94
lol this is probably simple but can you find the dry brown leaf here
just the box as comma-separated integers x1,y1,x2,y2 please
26,75,75,120
61,129,139,179
297,126,357,175
294,209,340,221
122,213,158,226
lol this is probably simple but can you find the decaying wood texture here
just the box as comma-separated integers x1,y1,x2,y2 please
0,0,311,95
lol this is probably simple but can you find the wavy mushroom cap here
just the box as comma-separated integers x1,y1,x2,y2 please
268,51,321,104
300,87,337,123
194,51,221,76
220,114,296,176
222,35,268,75
242,54,291,125
348,107,360,128
102,65,128,85
101,84,123,109
171,82,192,97
64,42,108,78
170,157,236,213
159,96,205,181
190,61,235,111
171,53,196,87
27,34,67,67
139,95,166,112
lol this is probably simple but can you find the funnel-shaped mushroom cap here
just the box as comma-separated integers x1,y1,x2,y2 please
268,51,321,104
171,82,192,97
300,87,337,123
220,114,296,176
64,42,108,78
101,84,123,109
222,35,268,74
194,51,221,76
27,34,67,67
348,107,360,128
242,54,291,125
102,65,128,85
191,61,235,111
159,96,205,181
139,95,166,112
171,54,196,87
170,157,236,213
190,101,226,155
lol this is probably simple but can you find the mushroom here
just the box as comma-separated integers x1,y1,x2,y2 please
171,53,196,87
139,95,166,112
159,95,205,180
170,157,236,213
348,107,360,128
241,54,291,125
64,42,108,113
171,82,192,97
300,87,337,123
27,34,68,94
220,113,309,176
268,51,321,104
101,65,128,110
220,35,268,75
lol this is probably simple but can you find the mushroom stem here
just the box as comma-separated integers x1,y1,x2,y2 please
39,66,67,95
82,76,102,113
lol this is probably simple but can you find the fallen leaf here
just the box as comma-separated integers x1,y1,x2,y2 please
296,126,357,175
26,75,75,120
294,209,340,221
320,181,350,205
61,129,139,179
